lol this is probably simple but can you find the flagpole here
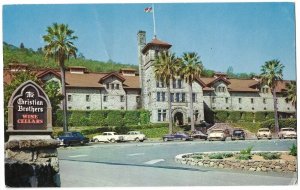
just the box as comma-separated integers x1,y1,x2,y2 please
152,4,156,38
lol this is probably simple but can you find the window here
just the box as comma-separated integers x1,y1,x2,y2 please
121,106,124,110
192,93,196,102
120,95,125,102
86,106,90,110
226,107,229,110
285,99,289,103
251,98,254,104
173,80,176,89
239,107,242,110
68,94,72,101
182,93,185,102
156,81,159,88
162,110,167,121
264,107,266,110
252,107,255,110
136,96,140,103
106,83,109,89
178,79,182,88
225,97,228,103
111,83,114,89
263,98,266,104
176,93,180,102
162,92,166,102
222,87,226,92
158,109,162,121
157,92,161,101
262,87,269,93
68,106,72,110
103,95,107,102
86,95,91,102
239,98,242,103
212,97,215,103
104,106,107,109
116,84,120,89
171,93,174,102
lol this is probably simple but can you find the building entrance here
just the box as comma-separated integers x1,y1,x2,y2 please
174,112,184,126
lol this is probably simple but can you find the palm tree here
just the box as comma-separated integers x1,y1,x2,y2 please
181,52,203,131
286,81,296,109
260,59,284,135
153,51,180,134
43,23,78,132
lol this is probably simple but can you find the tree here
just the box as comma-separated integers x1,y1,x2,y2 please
181,52,203,131
20,42,25,49
285,81,296,108
44,81,64,125
153,51,180,134
226,66,235,78
43,23,78,132
260,59,284,135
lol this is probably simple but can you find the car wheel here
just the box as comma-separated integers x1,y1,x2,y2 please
163,138,168,142
139,140,144,142
181,138,186,141
135,138,140,142
110,138,116,143
268,138,272,140
94,139,99,143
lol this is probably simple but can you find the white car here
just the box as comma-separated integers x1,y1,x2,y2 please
92,132,124,143
122,131,147,142
278,128,297,139
208,129,226,141
256,128,272,140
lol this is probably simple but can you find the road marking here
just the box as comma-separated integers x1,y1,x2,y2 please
69,155,88,158
144,159,165,165
127,153,145,156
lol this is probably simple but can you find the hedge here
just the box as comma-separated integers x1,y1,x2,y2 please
260,118,297,131
54,109,151,127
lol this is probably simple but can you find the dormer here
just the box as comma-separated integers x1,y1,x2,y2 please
120,68,136,76
99,72,126,91
214,72,227,79
8,63,28,72
68,66,87,74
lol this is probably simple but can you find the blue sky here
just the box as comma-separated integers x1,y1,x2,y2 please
3,3,296,79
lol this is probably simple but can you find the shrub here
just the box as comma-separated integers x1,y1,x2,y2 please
140,110,151,124
243,112,254,122
240,146,253,155
289,144,297,156
123,111,140,126
222,153,233,158
228,111,241,122
215,111,229,122
258,152,281,160
260,118,297,131
106,110,124,127
208,153,224,159
69,111,91,126
237,154,252,160
191,154,203,159
255,112,267,122
90,111,108,126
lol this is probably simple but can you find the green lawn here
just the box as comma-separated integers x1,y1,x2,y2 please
231,122,261,133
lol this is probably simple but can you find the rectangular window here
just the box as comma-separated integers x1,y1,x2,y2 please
182,93,185,102
104,106,107,110
212,97,215,103
173,80,176,89
106,83,109,89
162,110,167,121
263,98,266,104
178,79,182,88
67,94,72,101
158,109,162,121
111,83,114,89
136,96,140,103
176,93,180,102
171,93,174,102
86,95,91,102
225,97,228,103
116,84,120,89
103,95,107,102
222,87,225,92
239,98,242,103
68,106,72,110
192,93,196,103
86,106,90,110
251,98,254,104
162,92,165,102
120,95,125,102
156,81,159,88
157,92,161,102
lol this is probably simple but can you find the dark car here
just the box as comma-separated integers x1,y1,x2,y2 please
57,132,89,146
163,131,193,142
231,129,245,140
191,130,208,140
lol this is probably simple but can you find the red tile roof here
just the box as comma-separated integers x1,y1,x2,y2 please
142,38,172,54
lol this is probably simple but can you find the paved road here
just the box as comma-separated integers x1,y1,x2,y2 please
57,139,297,187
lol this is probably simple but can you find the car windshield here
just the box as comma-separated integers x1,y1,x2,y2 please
259,129,270,132
211,130,223,133
233,130,243,134
282,128,295,132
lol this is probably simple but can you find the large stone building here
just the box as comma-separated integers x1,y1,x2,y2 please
4,31,296,125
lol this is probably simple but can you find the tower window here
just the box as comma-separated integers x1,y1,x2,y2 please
162,92,166,102
157,92,161,102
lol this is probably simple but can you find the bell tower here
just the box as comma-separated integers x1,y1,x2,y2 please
137,31,146,108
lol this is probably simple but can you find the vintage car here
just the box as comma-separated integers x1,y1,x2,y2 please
231,129,245,140
92,132,124,143
57,132,89,146
162,131,193,142
278,128,297,139
256,128,272,140
122,131,147,142
191,130,208,140
208,129,226,141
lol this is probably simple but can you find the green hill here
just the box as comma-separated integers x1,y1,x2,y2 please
3,42,138,72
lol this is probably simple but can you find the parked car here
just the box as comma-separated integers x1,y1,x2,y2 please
92,132,124,143
191,130,208,140
208,129,226,141
122,131,147,142
256,128,272,140
278,128,297,139
57,132,89,146
162,131,193,142
231,129,245,140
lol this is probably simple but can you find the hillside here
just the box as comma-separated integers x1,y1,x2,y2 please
3,42,138,72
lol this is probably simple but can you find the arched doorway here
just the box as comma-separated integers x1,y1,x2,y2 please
174,112,184,126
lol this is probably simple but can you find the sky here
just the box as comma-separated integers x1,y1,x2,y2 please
2,2,296,80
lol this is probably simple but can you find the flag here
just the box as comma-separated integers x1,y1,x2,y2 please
144,7,152,13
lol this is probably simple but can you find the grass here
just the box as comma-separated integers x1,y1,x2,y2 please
231,122,261,133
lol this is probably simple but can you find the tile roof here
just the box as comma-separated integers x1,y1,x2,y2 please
142,38,172,54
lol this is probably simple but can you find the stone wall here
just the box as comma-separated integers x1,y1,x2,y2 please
175,152,297,173
5,138,60,187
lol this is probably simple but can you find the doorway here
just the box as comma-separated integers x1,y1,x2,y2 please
174,112,183,126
